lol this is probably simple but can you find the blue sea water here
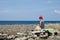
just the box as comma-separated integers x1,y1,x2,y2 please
0,21,60,25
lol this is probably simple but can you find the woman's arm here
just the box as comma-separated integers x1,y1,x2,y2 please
40,21,42,27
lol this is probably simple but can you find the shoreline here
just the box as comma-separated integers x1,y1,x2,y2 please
0,24,60,35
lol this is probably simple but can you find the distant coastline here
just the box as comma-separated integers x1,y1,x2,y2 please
0,21,60,25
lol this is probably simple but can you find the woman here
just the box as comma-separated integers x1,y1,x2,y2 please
39,15,44,29
35,15,44,30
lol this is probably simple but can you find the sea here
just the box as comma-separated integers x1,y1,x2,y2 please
0,21,60,25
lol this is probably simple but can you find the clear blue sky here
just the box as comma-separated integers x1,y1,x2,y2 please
0,0,60,21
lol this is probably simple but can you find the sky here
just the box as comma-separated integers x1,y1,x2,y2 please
0,0,60,21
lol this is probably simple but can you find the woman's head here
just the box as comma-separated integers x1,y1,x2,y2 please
39,15,43,22
39,15,43,20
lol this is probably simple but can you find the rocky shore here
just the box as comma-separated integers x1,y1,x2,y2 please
0,24,60,40
0,24,60,35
